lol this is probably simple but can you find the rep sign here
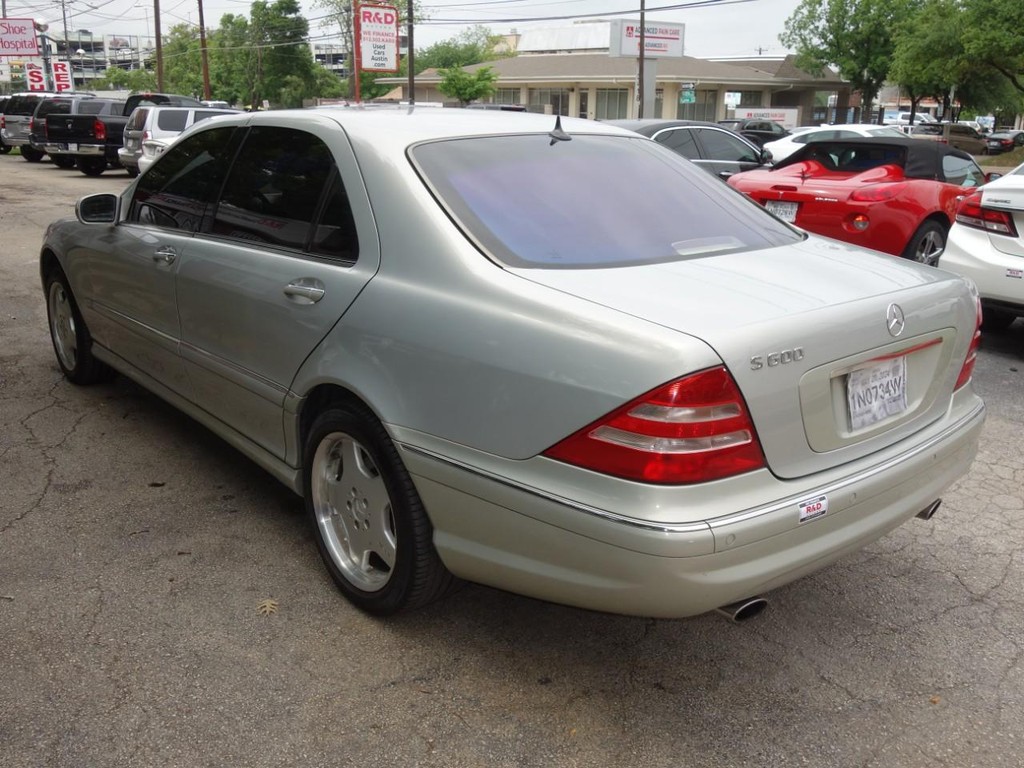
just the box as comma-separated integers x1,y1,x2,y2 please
1,18,41,57
53,60,74,92
357,4,399,73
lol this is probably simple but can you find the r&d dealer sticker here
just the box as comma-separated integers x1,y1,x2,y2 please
798,494,829,523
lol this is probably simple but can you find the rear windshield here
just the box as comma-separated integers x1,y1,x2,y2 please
156,110,189,132
6,95,42,115
35,100,73,118
411,133,801,269
913,124,943,135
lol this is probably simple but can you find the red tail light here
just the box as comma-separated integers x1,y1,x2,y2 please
955,299,983,390
543,367,766,484
94,119,106,141
955,192,1019,236
850,183,908,202
28,116,35,132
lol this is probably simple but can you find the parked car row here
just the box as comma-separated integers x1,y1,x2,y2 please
0,91,238,177
38,106,985,620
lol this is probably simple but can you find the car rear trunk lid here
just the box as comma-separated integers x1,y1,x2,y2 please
513,237,976,480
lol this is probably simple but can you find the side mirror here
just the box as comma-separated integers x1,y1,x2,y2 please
761,148,773,164
76,193,119,224
986,172,1003,183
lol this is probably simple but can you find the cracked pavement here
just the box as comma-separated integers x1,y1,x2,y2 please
1,156,1022,768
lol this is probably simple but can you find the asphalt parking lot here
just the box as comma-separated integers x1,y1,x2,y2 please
1,156,1022,768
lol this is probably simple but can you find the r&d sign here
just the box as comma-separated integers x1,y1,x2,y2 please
356,3,399,73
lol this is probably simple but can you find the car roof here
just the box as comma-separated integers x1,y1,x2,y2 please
773,136,974,179
192,106,633,146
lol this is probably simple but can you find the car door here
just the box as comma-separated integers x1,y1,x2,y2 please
174,119,379,459
691,127,765,179
83,124,240,398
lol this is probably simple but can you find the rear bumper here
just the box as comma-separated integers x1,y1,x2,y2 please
940,226,1024,309
401,393,985,618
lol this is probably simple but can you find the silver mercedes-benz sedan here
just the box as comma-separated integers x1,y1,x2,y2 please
40,107,985,620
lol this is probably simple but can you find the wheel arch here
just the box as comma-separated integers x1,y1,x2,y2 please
295,383,386,469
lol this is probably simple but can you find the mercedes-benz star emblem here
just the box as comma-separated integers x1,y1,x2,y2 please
886,303,905,337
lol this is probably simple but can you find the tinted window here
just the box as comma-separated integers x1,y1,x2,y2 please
412,134,800,269
653,128,699,158
7,95,42,115
696,128,759,162
211,127,335,251
310,174,360,262
129,126,236,232
35,100,73,118
194,110,233,124
156,110,189,132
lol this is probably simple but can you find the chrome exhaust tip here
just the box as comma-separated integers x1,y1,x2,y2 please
715,596,768,623
916,499,942,521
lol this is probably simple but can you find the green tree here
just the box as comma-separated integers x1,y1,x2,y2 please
781,0,917,121
437,65,497,105
415,25,506,74
248,0,316,108
160,23,204,98
961,0,1024,96
91,66,157,92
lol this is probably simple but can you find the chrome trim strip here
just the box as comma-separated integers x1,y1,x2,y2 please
400,399,984,535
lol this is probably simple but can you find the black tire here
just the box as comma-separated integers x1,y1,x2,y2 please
124,165,140,178
77,157,107,176
0,142,11,155
21,146,45,162
44,268,112,385
52,155,76,169
981,307,1016,333
304,402,455,615
902,220,946,266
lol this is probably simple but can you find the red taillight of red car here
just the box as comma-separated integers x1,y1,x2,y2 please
955,192,1019,237
955,299,983,391
543,367,766,484
94,119,106,142
849,182,908,203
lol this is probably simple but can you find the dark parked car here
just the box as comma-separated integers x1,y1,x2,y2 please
985,130,1024,155
718,118,790,147
33,95,125,168
606,119,771,179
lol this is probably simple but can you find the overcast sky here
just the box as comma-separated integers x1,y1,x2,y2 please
5,0,802,58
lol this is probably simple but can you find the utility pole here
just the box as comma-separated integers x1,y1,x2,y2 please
197,0,211,99
406,0,414,105
154,0,164,90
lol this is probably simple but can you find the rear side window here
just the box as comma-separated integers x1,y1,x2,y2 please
653,128,699,159
79,101,112,115
156,110,189,132
8,96,41,115
412,134,800,269
211,127,337,251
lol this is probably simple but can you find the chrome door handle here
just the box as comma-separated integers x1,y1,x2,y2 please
153,246,177,264
284,282,326,303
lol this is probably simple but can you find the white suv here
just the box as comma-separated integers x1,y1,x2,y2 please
119,105,239,175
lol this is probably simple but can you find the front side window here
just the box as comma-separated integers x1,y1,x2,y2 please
211,127,336,251
412,134,800,269
128,126,237,232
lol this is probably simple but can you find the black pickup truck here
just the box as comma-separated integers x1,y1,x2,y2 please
45,92,204,176
34,96,124,167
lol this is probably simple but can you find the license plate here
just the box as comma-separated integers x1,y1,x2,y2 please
67,143,77,152
847,356,907,430
765,200,798,222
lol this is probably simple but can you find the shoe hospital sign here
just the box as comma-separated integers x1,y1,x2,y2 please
0,18,41,57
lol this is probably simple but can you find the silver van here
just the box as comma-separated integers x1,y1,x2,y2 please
119,105,239,175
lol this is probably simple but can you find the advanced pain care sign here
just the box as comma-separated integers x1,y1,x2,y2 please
1,18,41,57
356,4,399,73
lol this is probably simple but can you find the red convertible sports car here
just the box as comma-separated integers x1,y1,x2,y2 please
727,137,991,265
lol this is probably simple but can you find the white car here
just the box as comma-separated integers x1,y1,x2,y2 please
763,124,908,162
940,162,1024,331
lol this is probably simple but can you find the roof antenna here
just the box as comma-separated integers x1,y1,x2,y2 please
549,115,571,145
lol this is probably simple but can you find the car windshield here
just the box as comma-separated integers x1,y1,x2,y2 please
411,133,800,269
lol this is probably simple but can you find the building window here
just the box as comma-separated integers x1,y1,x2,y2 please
528,88,570,116
655,89,664,119
594,88,629,119
493,88,521,106
677,89,718,121
730,90,763,107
